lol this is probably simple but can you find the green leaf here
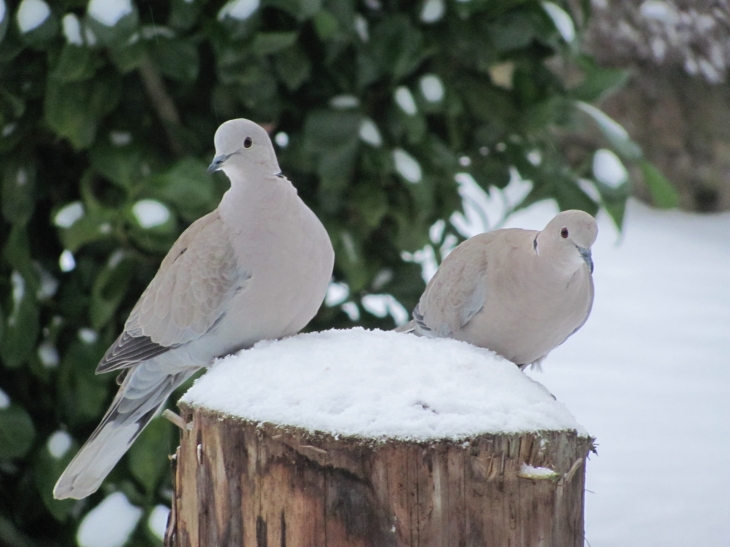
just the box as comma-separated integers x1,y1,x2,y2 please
88,139,145,189
312,10,338,41
128,417,172,495
0,404,35,459
35,433,78,521
369,16,426,80
50,45,102,82
45,74,122,150
169,0,202,31
90,252,134,330
572,57,629,102
252,32,298,56
56,208,117,253
148,38,200,82
16,6,58,47
575,101,642,161
304,110,360,199
58,341,110,425
0,270,39,369
640,160,679,209
108,39,147,73
264,0,323,21
85,8,139,48
274,47,311,91
2,157,36,226
489,11,536,52
146,157,220,221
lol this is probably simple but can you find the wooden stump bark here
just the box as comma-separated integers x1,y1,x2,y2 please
164,404,594,547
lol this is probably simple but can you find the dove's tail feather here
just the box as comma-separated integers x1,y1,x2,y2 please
53,364,195,500
394,319,421,335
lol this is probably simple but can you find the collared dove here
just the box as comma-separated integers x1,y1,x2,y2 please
54,119,334,500
397,210,597,368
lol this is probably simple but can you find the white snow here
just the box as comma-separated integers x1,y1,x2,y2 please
488,198,730,547
361,294,408,325
84,25,97,45
87,0,133,27
639,0,678,25
54,201,84,228
518,463,558,479
394,86,417,115
353,13,369,42
16,0,50,33
78,328,98,344
392,148,422,183
2,123,16,137
62,13,83,45
0,0,5,24
59,249,76,272
592,148,628,188
359,119,382,147
15,168,27,186
37,341,59,368
35,263,58,300
47,431,72,459
542,1,575,43
109,130,131,146
274,131,289,148
147,505,170,540
132,199,170,228
419,74,444,103
325,281,349,306
11,271,24,307
217,0,259,21
182,328,586,440
77,492,143,547
420,0,445,23
340,301,359,321
0,388,9,409
329,95,359,109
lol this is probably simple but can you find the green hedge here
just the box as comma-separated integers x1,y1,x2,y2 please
0,0,675,545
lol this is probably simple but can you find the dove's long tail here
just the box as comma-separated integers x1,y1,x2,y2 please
53,363,196,500
394,319,418,334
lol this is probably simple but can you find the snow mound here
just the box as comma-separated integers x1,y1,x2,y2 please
181,328,587,441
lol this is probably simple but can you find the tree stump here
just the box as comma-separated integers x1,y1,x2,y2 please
164,406,593,547
163,329,594,547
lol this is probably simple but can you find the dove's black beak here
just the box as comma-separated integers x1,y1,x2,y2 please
577,246,593,273
207,154,230,175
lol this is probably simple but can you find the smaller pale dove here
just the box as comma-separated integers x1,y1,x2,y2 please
397,210,597,368
54,119,334,500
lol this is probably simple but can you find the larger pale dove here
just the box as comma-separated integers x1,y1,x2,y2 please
54,119,334,499
397,210,597,368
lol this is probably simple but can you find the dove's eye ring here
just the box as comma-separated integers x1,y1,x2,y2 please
560,227,569,238
243,137,253,148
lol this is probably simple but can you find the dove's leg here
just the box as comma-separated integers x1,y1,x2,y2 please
53,362,197,500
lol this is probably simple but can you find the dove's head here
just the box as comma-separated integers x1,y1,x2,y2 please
208,119,281,178
538,210,598,273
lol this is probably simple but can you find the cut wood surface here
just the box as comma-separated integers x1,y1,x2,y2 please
164,404,594,547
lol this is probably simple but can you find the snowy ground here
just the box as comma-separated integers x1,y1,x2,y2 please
505,199,730,547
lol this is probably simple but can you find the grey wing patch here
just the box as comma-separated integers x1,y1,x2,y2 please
96,331,174,375
413,305,432,334
457,280,486,329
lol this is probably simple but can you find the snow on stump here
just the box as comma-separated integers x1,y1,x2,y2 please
164,329,594,547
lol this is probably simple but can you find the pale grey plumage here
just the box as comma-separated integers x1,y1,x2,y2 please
397,210,597,368
54,119,334,500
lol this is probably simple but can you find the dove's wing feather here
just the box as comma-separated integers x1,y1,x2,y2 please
97,210,247,374
415,233,493,337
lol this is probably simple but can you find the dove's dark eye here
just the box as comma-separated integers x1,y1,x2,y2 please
560,227,569,238
243,137,253,149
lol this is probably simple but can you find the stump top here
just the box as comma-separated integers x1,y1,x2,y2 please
181,328,586,440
